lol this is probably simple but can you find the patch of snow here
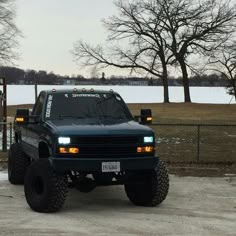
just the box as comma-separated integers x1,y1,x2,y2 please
0,172,8,181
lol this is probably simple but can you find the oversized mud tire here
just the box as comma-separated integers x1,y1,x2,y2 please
24,159,68,213
125,160,169,206
8,143,30,185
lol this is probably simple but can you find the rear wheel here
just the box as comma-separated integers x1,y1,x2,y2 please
125,160,169,206
24,159,68,213
8,143,30,185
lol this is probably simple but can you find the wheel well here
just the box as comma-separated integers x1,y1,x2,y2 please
38,142,50,159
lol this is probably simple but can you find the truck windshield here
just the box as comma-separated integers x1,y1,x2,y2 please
44,92,133,122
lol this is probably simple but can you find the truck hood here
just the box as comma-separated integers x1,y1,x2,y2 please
45,119,153,136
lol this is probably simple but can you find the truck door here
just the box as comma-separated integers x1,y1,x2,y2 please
25,92,46,159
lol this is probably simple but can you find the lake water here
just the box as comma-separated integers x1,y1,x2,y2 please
1,85,234,105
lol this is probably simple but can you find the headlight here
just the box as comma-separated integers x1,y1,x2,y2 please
58,137,71,144
144,136,154,143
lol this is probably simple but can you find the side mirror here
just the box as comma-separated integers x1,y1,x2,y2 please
15,109,30,125
141,109,152,124
30,115,41,124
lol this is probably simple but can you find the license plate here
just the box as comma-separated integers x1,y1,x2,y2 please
102,162,120,173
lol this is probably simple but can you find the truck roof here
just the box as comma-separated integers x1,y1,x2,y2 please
42,88,119,95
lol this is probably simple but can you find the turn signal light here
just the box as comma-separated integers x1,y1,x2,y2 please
59,147,79,154
15,117,24,122
137,146,154,153
146,117,153,122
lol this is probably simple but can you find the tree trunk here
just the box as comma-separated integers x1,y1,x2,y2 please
179,59,191,102
233,80,236,102
162,65,169,103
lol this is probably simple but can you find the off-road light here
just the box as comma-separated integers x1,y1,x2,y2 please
82,88,86,92
137,146,154,153
58,137,71,144
73,88,78,92
144,136,154,143
59,147,79,154
90,88,94,92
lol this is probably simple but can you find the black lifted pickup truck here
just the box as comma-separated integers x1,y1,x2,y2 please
8,88,169,213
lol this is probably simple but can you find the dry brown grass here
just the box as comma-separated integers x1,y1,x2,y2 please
128,103,236,124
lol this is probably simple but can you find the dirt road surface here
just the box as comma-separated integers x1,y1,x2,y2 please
0,172,235,236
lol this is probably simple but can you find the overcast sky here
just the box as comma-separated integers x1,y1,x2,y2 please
16,0,118,77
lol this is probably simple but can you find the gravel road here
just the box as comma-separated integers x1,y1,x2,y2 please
0,172,236,236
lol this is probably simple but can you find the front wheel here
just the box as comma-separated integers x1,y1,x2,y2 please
8,143,30,185
125,160,169,206
24,159,68,213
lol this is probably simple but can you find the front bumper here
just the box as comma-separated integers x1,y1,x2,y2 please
49,156,158,172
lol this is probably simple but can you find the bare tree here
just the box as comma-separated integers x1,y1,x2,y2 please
73,0,174,103
208,42,236,101
72,0,236,103
0,0,20,65
157,0,236,102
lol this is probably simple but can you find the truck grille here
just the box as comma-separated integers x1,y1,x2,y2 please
72,136,140,145
71,136,146,158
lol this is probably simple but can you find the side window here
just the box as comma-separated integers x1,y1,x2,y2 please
32,93,46,116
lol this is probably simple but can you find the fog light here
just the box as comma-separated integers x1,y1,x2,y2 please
137,147,143,153
59,147,79,154
145,146,153,152
137,146,154,153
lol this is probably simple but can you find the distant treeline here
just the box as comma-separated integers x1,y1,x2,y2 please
0,66,229,87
